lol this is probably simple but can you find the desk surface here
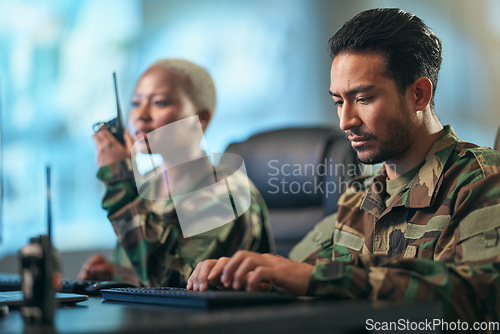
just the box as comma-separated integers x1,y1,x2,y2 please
1,296,441,334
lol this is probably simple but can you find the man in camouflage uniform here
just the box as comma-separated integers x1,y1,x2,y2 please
79,59,272,287
188,8,500,323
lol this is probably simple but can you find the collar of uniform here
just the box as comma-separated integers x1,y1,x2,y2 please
360,125,459,214
402,125,459,208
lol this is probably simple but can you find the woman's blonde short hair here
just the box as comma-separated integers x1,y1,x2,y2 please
150,58,216,114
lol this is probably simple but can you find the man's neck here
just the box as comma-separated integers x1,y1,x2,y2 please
384,115,444,180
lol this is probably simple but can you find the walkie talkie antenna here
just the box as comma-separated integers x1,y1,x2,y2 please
46,165,52,242
113,72,123,126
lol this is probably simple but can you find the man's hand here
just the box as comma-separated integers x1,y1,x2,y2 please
187,257,230,291
78,253,114,281
187,251,314,295
93,127,134,167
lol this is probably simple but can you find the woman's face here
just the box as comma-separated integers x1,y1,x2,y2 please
128,66,198,142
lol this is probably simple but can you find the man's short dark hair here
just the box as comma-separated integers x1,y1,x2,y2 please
328,8,442,109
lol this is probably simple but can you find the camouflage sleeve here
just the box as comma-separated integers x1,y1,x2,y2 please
307,171,500,323
97,159,138,216
288,213,336,263
98,161,271,287
174,180,272,286
97,159,179,286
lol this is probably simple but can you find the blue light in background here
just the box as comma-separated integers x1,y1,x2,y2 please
0,0,498,258
0,0,327,256
0,0,141,255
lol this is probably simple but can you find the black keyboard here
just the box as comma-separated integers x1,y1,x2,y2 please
101,287,297,308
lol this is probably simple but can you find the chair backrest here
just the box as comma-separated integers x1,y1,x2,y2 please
225,126,359,256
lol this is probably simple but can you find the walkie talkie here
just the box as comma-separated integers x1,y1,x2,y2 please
92,72,125,144
19,166,61,324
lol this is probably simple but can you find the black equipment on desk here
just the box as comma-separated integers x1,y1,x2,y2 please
18,166,60,324
18,236,59,323
0,274,95,294
92,72,125,144
0,273,134,296
0,291,88,308
101,287,297,308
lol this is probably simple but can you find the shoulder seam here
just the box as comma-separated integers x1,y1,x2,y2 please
460,146,500,178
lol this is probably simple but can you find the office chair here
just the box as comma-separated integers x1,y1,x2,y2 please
225,127,360,256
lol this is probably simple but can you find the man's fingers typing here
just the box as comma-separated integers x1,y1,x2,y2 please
220,251,251,288
198,261,217,291
246,267,274,292
231,256,262,290
207,257,229,282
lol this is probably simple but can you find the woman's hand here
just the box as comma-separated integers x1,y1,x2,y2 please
78,253,114,281
93,127,134,167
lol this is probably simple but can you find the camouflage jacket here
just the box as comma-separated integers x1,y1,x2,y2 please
291,126,500,323
97,158,272,287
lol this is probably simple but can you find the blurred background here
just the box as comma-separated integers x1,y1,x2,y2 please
0,0,499,274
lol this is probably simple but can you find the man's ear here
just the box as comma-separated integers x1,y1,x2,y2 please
413,77,433,111
197,109,212,131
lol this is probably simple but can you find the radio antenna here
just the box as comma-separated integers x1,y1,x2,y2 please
113,72,123,127
46,165,52,242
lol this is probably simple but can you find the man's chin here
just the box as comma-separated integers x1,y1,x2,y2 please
355,149,384,165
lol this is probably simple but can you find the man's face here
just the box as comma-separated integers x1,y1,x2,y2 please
128,66,198,142
329,52,415,165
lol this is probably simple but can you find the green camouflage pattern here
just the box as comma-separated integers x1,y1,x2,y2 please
97,159,273,287
300,126,500,323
